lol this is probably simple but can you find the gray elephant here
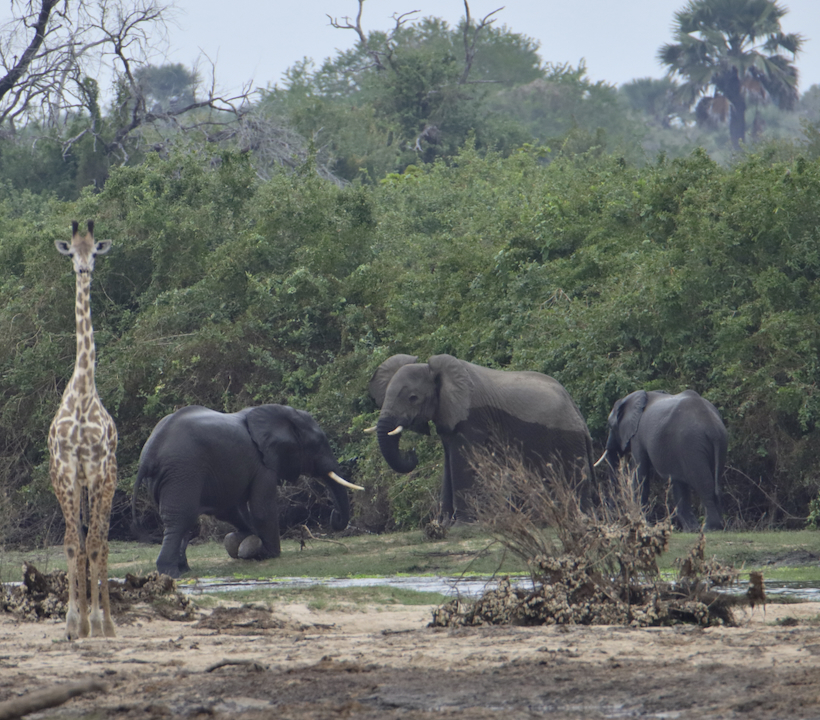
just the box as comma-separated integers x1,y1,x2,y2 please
598,389,727,531
368,354,595,521
132,404,362,578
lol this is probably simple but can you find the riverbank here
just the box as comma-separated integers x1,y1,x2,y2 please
1,598,819,718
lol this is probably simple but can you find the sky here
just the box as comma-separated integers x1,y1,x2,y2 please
160,0,820,97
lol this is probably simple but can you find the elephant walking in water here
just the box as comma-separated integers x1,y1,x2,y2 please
598,389,727,531
368,354,595,522
133,404,362,578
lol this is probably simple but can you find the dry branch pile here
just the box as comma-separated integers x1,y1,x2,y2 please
431,448,748,628
1,562,198,622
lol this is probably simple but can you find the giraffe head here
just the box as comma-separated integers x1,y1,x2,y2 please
55,220,112,275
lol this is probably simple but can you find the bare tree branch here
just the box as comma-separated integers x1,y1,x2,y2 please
0,0,172,127
328,0,419,72
0,0,61,103
0,0,265,169
459,1,504,85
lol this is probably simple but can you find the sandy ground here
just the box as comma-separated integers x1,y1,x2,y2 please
1,599,820,719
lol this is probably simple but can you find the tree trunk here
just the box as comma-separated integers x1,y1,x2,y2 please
728,89,746,150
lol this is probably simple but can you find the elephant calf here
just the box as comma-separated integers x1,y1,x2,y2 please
132,404,362,578
599,389,727,531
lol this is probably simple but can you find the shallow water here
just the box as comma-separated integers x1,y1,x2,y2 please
180,575,527,598
180,576,820,601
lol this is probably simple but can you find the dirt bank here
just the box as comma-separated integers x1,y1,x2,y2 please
1,599,819,719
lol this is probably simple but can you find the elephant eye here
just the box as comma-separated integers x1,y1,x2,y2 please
408,393,419,404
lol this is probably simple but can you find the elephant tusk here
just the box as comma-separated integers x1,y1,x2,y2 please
593,450,609,468
329,471,365,491
363,426,377,433
387,425,404,436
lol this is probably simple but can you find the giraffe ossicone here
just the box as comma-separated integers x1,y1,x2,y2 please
49,219,118,640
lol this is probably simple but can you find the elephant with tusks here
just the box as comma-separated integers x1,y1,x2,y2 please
367,354,595,522
132,404,363,578
597,389,727,531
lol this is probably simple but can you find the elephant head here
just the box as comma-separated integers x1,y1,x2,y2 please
245,405,356,530
369,354,472,474
601,390,648,473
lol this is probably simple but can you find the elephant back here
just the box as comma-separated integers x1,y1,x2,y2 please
470,365,587,431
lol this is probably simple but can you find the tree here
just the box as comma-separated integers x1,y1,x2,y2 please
0,0,249,164
265,2,544,179
326,1,514,155
134,64,199,113
620,77,689,129
489,62,638,155
658,0,802,149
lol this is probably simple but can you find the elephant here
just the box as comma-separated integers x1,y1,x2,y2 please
132,404,363,577
597,389,727,531
368,354,595,521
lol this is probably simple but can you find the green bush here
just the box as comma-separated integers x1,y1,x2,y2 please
1,139,820,541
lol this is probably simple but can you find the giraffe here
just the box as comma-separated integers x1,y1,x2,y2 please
48,220,117,639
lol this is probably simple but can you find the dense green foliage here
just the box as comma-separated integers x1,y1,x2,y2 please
0,139,819,540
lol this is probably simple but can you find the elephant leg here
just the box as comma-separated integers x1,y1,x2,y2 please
247,472,281,559
671,481,699,531
440,449,455,524
446,441,476,523
224,531,253,558
640,470,652,508
700,486,724,531
630,451,653,509
156,528,188,578
176,525,201,574
216,505,256,559
157,512,198,578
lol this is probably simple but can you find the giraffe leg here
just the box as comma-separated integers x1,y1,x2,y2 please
56,481,89,640
99,463,117,637
86,463,117,637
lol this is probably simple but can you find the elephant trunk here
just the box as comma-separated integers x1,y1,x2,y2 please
604,433,622,481
327,478,351,532
376,415,418,474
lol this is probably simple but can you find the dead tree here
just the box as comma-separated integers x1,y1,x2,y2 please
0,0,251,163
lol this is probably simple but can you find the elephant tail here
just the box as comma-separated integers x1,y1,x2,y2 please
713,442,723,502
130,465,155,544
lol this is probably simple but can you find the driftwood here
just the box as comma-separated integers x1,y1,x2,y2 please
0,680,107,720
205,658,268,673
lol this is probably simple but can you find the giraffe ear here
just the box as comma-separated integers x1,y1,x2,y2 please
94,240,112,255
55,240,72,255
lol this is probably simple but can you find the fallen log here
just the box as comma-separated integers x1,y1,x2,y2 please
0,679,107,720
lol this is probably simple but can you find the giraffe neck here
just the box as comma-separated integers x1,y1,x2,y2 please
70,272,97,396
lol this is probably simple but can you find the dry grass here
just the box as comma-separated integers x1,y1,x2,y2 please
431,445,746,628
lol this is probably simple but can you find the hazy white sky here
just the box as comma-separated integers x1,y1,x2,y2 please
160,0,820,96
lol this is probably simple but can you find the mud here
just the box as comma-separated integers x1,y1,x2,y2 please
1,598,820,719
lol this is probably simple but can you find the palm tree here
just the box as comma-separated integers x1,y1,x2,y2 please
658,0,802,149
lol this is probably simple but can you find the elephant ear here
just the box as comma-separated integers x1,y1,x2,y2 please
368,354,419,408
245,405,300,475
428,354,472,432
616,390,648,453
